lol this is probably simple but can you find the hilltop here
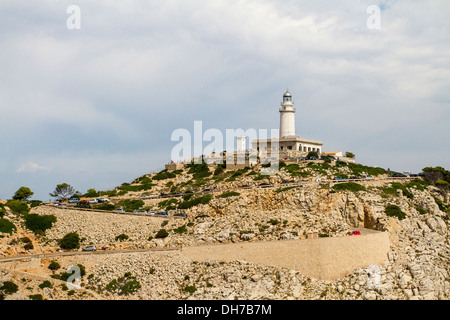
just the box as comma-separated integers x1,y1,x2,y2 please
0,159,448,300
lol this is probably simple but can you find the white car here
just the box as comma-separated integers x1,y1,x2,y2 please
89,199,98,204
82,245,97,252
133,210,147,214
113,208,125,213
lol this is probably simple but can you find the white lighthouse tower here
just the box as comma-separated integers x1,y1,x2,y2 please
279,90,296,139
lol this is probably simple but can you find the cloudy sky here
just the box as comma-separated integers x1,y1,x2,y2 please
0,0,449,201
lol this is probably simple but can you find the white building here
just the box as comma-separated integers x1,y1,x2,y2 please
252,90,323,158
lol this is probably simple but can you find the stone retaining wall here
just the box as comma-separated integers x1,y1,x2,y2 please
182,230,390,281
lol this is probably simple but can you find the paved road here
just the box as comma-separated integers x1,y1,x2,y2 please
0,246,181,263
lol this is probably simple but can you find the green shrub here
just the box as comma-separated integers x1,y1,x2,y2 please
155,229,169,239
275,186,295,193
1,281,18,294
385,204,406,220
105,273,141,296
214,166,224,176
29,200,43,208
0,218,16,234
115,199,145,212
5,200,29,216
173,225,187,234
115,234,129,242
332,182,366,192
59,232,80,250
94,203,115,211
183,285,197,295
158,198,179,209
178,194,212,210
153,169,176,181
28,294,43,300
38,281,52,289
24,242,34,250
415,206,427,215
268,219,279,225
218,191,240,198
0,204,5,218
24,214,57,235
48,261,61,271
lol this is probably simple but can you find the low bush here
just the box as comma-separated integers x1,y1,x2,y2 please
115,234,129,242
173,225,187,234
0,218,16,234
178,194,212,210
155,229,169,239
48,261,61,271
94,203,115,211
183,285,197,295
332,182,366,192
29,200,43,208
38,281,52,289
105,273,141,296
153,169,176,181
218,191,240,198
24,214,57,235
28,294,43,300
0,281,18,295
115,199,144,212
5,200,29,216
59,232,80,250
385,204,406,220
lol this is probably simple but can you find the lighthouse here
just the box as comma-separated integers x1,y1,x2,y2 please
279,90,296,139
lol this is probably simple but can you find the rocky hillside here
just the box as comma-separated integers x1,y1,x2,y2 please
0,160,449,300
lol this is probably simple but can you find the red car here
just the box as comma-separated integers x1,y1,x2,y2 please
349,230,361,236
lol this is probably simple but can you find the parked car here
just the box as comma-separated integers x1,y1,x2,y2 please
154,212,168,216
349,176,360,180
113,208,125,213
54,203,66,207
147,211,156,215
240,184,251,189
362,175,374,179
184,190,194,194
389,173,407,178
281,181,293,184
258,183,272,188
68,198,79,203
173,212,187,218
202,188,212,193
349,230,361,236
133,210,147,214
149,194,159,198
89,199,98,204
171,192,183,197
78,200,89,205
333,177,347,181
96,198,110,203
160,193,170,198
82,245,97,252
195,214,210,219
140,194,150,199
